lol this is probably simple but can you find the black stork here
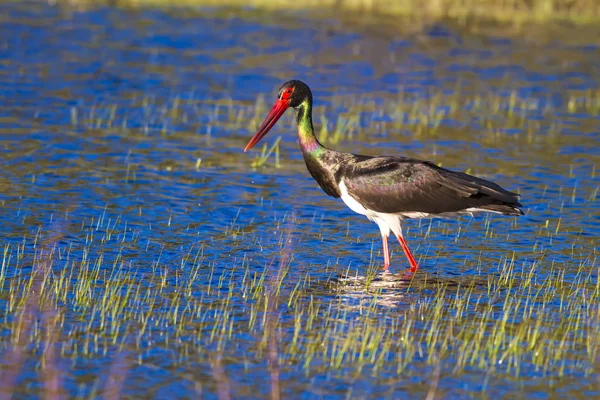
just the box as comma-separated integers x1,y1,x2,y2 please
244,80,523,274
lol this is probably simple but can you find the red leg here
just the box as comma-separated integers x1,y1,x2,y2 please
381,234,390,272
396,235,420,273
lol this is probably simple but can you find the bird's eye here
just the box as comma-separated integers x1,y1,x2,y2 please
280,87,294,100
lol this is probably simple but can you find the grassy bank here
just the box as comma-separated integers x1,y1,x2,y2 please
55,0,600,24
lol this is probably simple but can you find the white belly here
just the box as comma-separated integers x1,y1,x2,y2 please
338,180,373,217
339,180,403,237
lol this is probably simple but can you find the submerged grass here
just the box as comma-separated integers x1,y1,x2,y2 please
66,84,595,171
250,136,282,168
0,208,597,396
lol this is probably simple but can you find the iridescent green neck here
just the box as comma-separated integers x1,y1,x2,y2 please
296,99,323,154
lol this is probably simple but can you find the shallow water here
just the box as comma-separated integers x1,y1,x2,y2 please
0,1,598,398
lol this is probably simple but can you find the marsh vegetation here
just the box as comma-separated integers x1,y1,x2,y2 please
0,0,598,397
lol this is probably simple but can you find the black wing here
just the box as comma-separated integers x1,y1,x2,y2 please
339,156,523,216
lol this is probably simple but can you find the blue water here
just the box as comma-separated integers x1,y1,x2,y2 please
0,1,598,398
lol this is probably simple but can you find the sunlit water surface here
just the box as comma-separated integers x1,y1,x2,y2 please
0,1,598,398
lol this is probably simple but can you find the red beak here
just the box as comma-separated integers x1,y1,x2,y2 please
244,99,290,152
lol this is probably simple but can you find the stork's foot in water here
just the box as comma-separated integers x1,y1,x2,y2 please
334,271,413,288
380,268,415,282
399,269,417,281
383,269,416,281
